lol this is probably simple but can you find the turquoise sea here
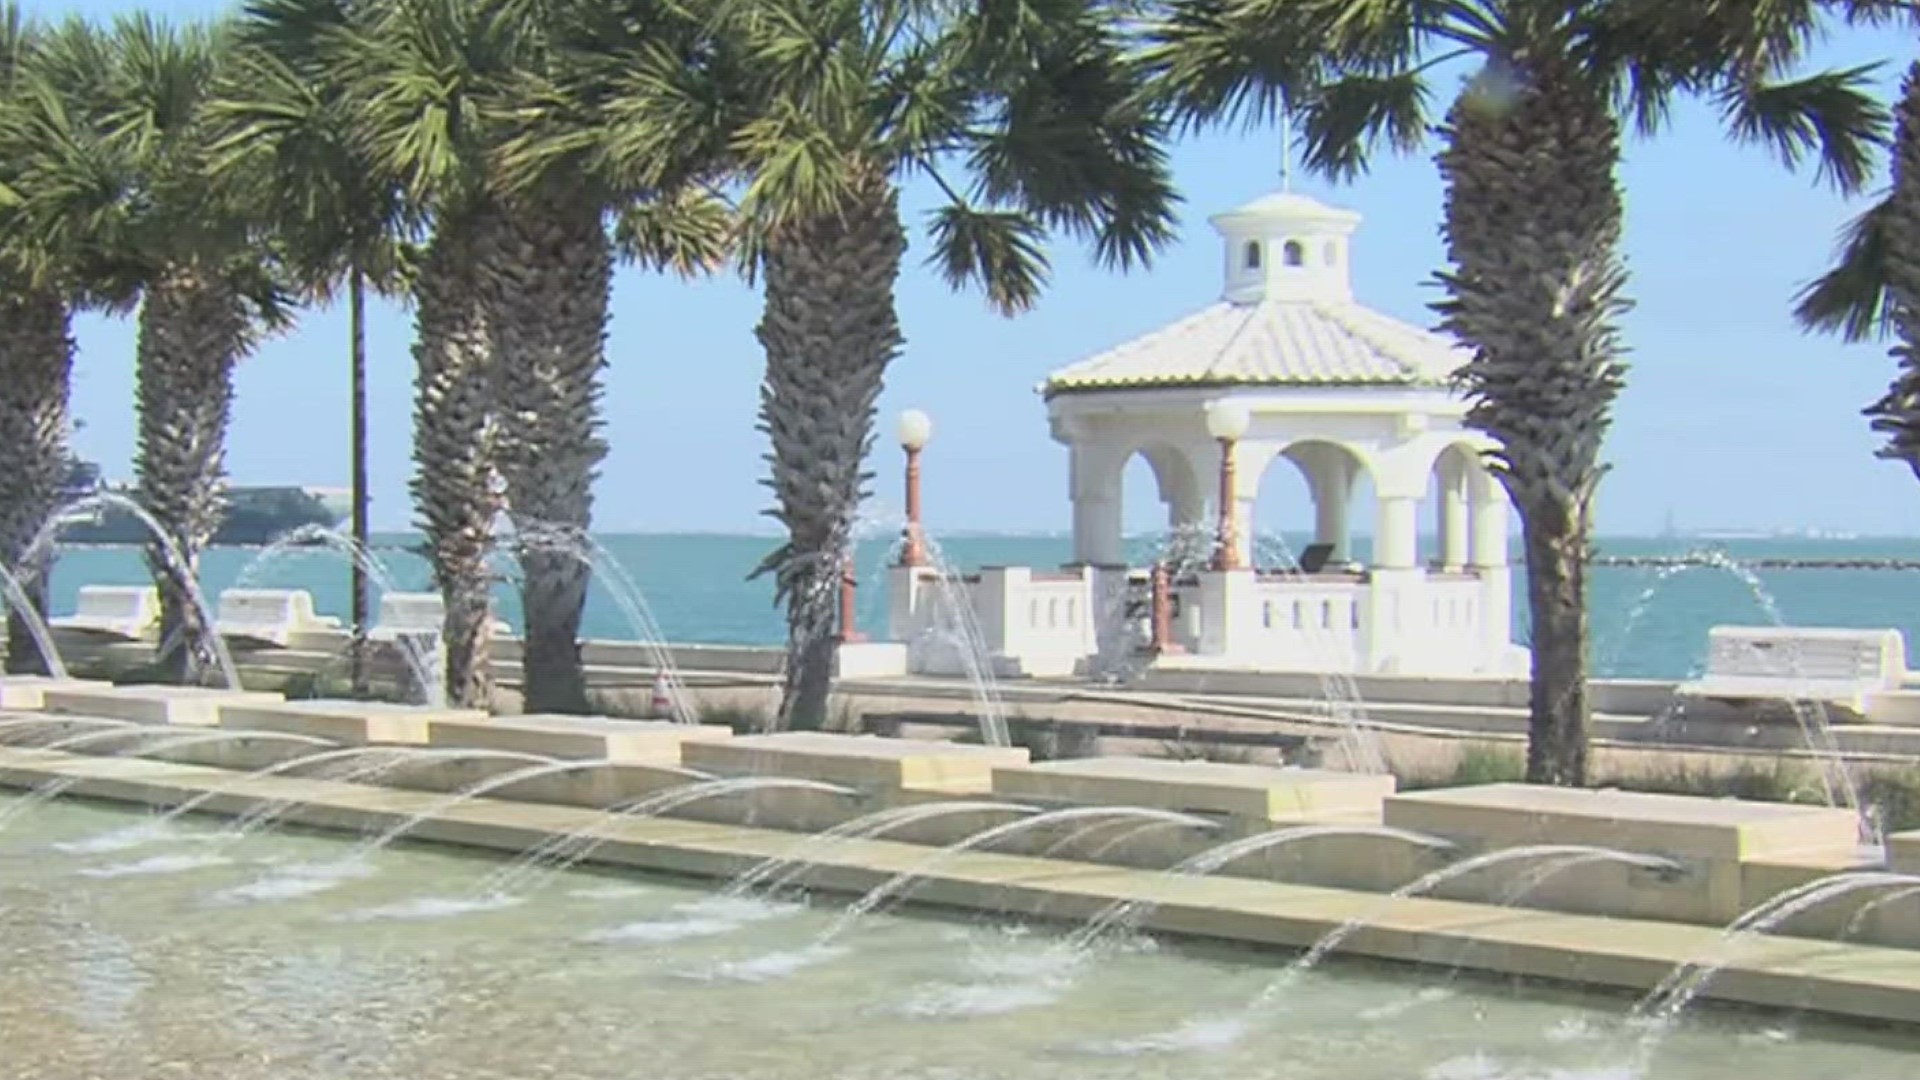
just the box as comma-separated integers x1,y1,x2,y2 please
39,533,1920,680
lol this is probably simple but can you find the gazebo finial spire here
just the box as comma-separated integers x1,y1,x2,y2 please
1279,98,1293,192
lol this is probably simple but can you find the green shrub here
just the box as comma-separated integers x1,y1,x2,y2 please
1451,744,1527,786
1861,769,1920,834
699,700,774,733
1608,758,1823,805
1159,736,1255,765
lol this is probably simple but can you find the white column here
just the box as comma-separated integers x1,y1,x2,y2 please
1467,470,1514,672
1438,471,1469,571
1469,472,1510,568
1313,477,1349,560
1071,494,1123,566
1372,497,1419,570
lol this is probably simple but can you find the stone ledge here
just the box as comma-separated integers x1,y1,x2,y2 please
683,732,1029,794
991,756,1393,822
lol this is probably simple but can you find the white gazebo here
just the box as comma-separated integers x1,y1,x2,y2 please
885,189,1523,680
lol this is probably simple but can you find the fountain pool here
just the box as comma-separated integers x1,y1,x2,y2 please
3,795,1916,1080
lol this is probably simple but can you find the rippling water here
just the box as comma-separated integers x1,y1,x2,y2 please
2,795,1916,1079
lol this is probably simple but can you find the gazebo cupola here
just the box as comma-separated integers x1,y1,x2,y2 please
1212,191,1363,305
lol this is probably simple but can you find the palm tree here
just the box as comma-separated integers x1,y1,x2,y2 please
311,0,524,709
101,15,288,684
211,0,416,698
1794,48,1920,477
0,7,87,676
472,1,737,714
1146,0,1885,784
619,0,1178,729
13,14,285,685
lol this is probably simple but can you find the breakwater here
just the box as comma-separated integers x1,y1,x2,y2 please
1588,555,1920,571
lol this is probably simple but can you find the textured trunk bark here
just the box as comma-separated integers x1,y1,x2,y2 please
1520,502,1589,785
1867,64,1920,480
412,211,504,709
484,199,610,715
0,288,74,676
1434,58,1629,787
349,264,371,697
134,267,249,685
754,175,906,730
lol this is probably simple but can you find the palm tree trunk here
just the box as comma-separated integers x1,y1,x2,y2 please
412,211,503,709
348,263,371,697
1866,63,1920,480
1434,59,1630,786
134,266,251,685
0,288,74,676
484,200,610,715
754,175,906,730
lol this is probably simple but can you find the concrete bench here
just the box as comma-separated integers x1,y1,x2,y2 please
369,591,511,642
1678,626,1906,713
214,588,341,647
51,585,160,639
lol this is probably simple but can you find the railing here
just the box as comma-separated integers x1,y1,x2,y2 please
1249,577,1366,669
887,563,1508,677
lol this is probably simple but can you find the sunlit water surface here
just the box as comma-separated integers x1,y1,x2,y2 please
2,796,1916,1080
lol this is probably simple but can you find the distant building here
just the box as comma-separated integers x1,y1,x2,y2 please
56,455,346,545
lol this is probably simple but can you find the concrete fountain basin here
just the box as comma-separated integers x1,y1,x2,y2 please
426,713,734,763
991,756,1396,822
40,684,284,727
0,675,113,710
217,698,488,745
681,731,1029,794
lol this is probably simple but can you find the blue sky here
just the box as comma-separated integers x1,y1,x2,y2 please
34,1,1920,537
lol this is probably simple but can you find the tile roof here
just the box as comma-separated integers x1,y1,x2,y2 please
1042,298,1471,395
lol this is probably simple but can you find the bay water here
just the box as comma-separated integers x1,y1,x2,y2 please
44,534,1920,680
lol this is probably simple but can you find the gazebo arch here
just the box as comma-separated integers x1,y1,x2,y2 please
1253,439,1374,568
1115,440,1206,555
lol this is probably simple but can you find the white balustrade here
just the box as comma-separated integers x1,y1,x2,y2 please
887,562,1512,678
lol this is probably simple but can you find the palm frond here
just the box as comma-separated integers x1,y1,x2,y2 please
925,201,1049,315
1717,65,1890,194
1794,194,1894,342
1136,0,1301,132
965,14,1178,268
733,101,863,229
1295,68,1430,180
613,186,736,278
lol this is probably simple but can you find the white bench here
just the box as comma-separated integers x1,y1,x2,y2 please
369,591,511,642
1678,626,1907,713
51,585,160,639
214,588,341,647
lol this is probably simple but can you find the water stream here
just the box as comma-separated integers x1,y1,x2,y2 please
478,775,861,896
1099,843,1682,1055
24,492,241,689
232,524,442,705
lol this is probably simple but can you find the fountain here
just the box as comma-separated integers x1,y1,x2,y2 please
477,774,865,895
907,532,1013,747
2,693,1919,1074
230,523,443,705
507,521,698,724
1607,547,1866,826
0,560,72,681
24,491,243,689
1249,529,1386,773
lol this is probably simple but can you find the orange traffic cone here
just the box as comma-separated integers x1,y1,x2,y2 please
649,672,674,720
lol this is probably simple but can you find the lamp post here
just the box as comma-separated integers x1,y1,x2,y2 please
897,408,932,567
838,552,863,643
1205,401,1251,571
